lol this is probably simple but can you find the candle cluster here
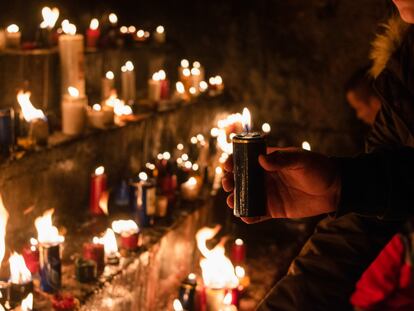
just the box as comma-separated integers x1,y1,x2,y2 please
173,226,249,311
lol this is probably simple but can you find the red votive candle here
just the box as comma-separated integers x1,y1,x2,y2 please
86,19,100,48
120,232,139,251
196,285,207,311
22,240,39,274
225,287,240,308
160,79,170,100
83,241,105,275
89,166,107,216
231,239,246,266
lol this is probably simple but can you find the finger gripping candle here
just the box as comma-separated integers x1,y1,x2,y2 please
233,108,267,217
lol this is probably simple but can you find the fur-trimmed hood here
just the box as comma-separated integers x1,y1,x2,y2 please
370,16,410,78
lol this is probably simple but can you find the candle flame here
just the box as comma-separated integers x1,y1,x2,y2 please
6,24,19,33
120,26,128,34
242,108,251,132
158,70,166,80
223,293,233,306
139,172,148,181
191,68,200,76
68,86,80,98
35,209,64,245
102,228,118,256
235,266,245,279
61,19,76,35
173,299,184,311
262,123,271,133
125,61,134,71
17,91,46,122
9,252,32,284
137,29,145,38
95,166,105,175
189,87,196,95
105,71,114,80
199,81,208,91
176,82,185,94
21,293,33,311
128,25,136,33
111,220,139,236
156,25,164,34
193,61,201,68
302,141,311,151
181,59,189,68
90,18,99,30
41,7,59,29
109,13,118,24
196,226,238,289
152,72,161,81
0,196,8,267
92,104,101,111
183,68,191,77
187,177,197,187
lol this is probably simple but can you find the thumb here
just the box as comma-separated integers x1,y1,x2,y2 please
259,150,305,172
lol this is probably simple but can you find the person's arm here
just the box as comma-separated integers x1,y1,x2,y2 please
336,147,414,220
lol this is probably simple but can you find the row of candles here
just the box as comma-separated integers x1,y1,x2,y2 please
0,7,166,51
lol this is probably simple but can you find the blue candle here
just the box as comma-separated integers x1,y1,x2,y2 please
0,109,14,157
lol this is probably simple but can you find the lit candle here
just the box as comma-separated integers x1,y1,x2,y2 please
17,91,49,146
35,209,65,293
232,108,267,217
21,293,33,311
38,7,59,48
102,71,115,100
158,70,170,100
109,13,118,26
121,61,136,104
58,20,86,96
136,29,146,42
9,252,33,308
102,228,119,265
302,141,311,151
153,25,166,44
86,18,100,48
262,123,271,134
89,166,107,216
0,108,15,157
181,177,200,201
231,239,246,266
5,24,21,49
218,293,238,311
148,71,162,102
130,172,157,227
87,104,108,129
61,86,87,136
83,237,105,275
112,220,140,251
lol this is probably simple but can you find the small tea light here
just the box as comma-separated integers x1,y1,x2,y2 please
302,141,311,151
153,25,166,43
181,177,200,201
109,13,118,26
6,24,21,49
112,220,140,251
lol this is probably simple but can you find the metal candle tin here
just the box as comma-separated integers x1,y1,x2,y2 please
0,108,14,157
232,132,267,217
130,178,156,227
39,243,62,293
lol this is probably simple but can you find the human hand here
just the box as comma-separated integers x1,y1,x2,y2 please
222,147,341,224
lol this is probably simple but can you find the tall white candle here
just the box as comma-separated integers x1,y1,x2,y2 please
148,71,161,102
153,25,166,43
5,24,21,49
58,20,86,96
121,61,136,104
62,86,87,136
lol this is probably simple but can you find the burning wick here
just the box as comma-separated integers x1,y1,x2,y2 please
302,141,311,151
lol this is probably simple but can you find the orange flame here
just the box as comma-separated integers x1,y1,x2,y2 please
0,196,8,267
17,91,46,122
9,252,32,284
34,209,64,245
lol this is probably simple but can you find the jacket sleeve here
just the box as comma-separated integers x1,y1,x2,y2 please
335,147,414,220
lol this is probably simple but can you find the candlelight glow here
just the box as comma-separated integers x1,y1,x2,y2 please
158,70,166,80
173,299,184,311
61,19,76,35
216,166,223,175
242,108,251,132
196,226,238,289
68,86,80,98
41,7,59,29
125,61,134,71
176,82,185,94
235,266,245,279
102,228,118,256
196,134,205,142
106,95,131,116
189,87,196,95
177,143,184,150
95,166,105,175
17,91,46,122
6,24,19,33
109,13,118,24
223,293,233,306
0,196,9,267
112,220,139,236
184,161,192,169
215,75,223,85
21,293,33,311
217,129,233,154
105,71,114,80
139,172,148,181
183,68,191,77
156,25,165,34
152,71,161,81
181,59,189,68
210,127,219,137
191,67,201,76
186,177,197,187
9,252,32,284
193,61,201,68
199,81,208,91
192,163,199,171
191,136,198,144
35,209,64,245
262,123,271,133
92,104,101,111
137,29,145,38
90,18,99,30
181,154,189,161
163,151,171,160
128,26,136,33
120,26,128,34
235,238,244,246
145,163,156,170
302,141,311,151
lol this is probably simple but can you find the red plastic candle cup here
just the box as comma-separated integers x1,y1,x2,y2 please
22,242,40,274
160,79,170,100
89,166,107,216
86,19,100,48
196,285,207,311
120,232,139,251
225,287,240,308
83,241,105,275
231,239,246,265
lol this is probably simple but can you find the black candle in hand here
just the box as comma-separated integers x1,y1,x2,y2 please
232,108,267,217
